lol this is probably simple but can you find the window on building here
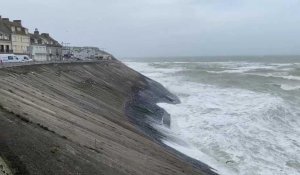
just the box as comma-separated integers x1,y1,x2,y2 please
6,45,9,53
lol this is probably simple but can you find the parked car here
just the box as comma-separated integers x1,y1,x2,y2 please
16,55,33,62
0,54,22,63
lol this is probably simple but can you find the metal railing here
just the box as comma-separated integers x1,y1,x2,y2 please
0,50,13,54
0,59,111,69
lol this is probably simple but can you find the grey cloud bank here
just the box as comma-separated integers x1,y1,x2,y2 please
1,0,300,57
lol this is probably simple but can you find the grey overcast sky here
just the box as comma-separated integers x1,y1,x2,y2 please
1,0,300,58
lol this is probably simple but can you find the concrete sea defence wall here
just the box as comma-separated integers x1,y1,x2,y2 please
0,61,214,175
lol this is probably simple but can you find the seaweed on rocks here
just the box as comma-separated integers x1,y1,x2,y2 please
126,76,180,141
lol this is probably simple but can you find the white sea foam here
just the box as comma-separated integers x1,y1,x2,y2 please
126,61,300,175
280,84,300,91
203,62,295,75
202,62,300,83
157,83,300,175
249,73,300,82
280,75,300,81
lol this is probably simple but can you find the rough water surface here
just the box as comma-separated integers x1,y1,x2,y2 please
126,57,300,175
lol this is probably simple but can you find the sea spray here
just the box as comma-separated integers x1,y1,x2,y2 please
126,58,300,175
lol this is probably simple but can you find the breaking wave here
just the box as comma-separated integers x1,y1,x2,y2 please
126,60,300,175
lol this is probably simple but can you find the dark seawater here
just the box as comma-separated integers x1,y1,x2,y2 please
125,56,300,175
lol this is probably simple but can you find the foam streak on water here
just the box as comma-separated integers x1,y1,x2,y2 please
126,60,300,175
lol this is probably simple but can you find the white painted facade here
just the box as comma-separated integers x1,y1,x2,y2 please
30,45,47,61
63,47,111,60
11,27,30,54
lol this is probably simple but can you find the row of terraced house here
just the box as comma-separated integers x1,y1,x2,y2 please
0,16,62,61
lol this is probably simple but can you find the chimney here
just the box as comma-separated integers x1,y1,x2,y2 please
34,28,39,35
13,20,22,25
2,18,9,21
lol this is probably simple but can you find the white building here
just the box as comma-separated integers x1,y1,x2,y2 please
41,33,62,61
29,29,62,61
30,45,47,61
29,29,47,61
62,46,112,60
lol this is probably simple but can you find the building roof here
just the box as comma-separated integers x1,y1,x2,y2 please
41,33,62,47
29,29,62,47
0,20,11,34
0,16,28,36
30,33,44,45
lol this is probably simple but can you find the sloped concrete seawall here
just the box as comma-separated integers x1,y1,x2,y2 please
0,61,214,175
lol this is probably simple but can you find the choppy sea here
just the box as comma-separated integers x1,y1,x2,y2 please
125,56,300,175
